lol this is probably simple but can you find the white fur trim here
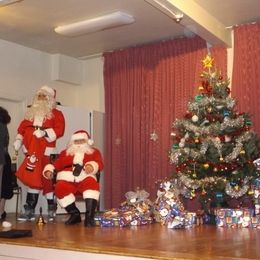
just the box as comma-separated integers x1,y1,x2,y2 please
43,164,55,178
43,164,55,172
57,193,75,208
39,86,55,98
45,128,57,142
73,152,84,165
56,171,97,183
28,188,40,194
16,134,23,141
44,147,57,156
45,192,54,200
33,116,43,126
83,190,100,200
71,132,89,141
88,139,94,146
85,161,99,174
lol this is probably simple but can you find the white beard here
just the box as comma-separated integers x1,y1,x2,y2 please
66,142,94,157
25,95,55,121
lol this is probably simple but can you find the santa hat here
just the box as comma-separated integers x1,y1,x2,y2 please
71,130,94,146
38,85,56,98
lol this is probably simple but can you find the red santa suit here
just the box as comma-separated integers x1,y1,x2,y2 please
15,107,65,192
43,147,104,208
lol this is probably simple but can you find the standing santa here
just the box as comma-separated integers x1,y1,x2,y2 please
43,130,104,226
13,86,65,221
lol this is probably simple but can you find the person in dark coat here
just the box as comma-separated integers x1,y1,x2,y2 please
0,106,13,220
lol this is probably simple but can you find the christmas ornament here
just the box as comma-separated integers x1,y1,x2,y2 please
195,95,203,101
202,55,214,69
246,120,252,126
248,189,254,195
224,135,231,142
179,142,185,148
223,110,230,117
191,115,199,122
203,163,209,169
150,131,158,141
216,105,224,110
170,132,176,137
207,106,213,113
172,144,179,149
194,138,199,143
253,158,260,170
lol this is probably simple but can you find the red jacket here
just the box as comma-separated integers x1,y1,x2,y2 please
16,108,65,156
44,148,104,183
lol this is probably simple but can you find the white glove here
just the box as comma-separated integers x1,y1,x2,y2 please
33,129,46,138
13,139,22,151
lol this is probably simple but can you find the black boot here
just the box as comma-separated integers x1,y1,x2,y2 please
64,203,81,225
47,199,57,222
17,193,39,221
84,198,98,227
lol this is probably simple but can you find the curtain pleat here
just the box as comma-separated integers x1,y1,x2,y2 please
231,23,260,134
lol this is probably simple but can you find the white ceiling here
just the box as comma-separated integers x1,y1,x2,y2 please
0,0,259,59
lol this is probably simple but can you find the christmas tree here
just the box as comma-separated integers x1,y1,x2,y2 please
169,55,260,211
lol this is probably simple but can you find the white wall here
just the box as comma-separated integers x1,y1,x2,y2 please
0,39,105,214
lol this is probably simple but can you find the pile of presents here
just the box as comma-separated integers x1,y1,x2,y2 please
95,189,154,227
95,180,196,229
95,175,260,229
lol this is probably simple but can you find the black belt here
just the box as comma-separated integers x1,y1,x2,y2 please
29,125,46,130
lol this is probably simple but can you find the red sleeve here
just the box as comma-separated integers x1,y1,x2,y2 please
52,109,65,139
53,150,68,172
93,148,104,172
17,119,30,137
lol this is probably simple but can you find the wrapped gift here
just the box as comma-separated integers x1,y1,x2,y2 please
95,189,154,227
249,178,260,215
251,216,260,228
215,208,255,228
154,179,196,229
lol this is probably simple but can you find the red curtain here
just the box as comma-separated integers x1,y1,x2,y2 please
210,45,227,78
231,23,260,134
103,37,227,209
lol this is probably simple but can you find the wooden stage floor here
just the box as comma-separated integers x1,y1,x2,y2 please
0,213,260,260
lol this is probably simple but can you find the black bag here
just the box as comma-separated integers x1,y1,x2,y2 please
0,229,32,238
1,153,14,199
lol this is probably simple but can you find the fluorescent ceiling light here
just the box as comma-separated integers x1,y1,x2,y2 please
0,0,22,7
54,11,135,37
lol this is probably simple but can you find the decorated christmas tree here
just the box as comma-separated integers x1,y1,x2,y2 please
169,55,260,211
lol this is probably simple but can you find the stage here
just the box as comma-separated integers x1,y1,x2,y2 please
0,213,259,260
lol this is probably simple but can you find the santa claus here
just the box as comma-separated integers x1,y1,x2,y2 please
43,130,104,226
13,85,65,221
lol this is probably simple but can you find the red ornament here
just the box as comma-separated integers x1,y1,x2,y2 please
226,87,231,94
185,112,192,119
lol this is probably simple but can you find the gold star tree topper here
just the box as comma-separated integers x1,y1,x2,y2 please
202,55,214,69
